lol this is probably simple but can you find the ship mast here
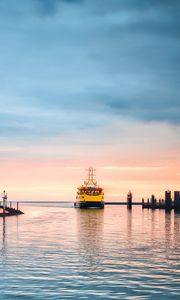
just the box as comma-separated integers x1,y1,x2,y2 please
84,166,97,186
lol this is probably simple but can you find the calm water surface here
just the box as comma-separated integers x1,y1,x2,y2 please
0,204,180,299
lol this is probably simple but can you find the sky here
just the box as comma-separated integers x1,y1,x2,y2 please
0,0,180,201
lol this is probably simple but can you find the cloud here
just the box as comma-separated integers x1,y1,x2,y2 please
99,166,165,171
35,0,84,16
0,0,179,142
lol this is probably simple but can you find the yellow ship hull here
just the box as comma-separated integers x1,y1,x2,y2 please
75,193,104,208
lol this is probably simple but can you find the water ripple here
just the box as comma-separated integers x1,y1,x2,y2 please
0,205,180,299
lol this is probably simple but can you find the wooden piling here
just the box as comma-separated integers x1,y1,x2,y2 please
174,191,180,212
142,198,145,208
165,190,172,211
147,198,150,208
127,191,132,209
159,199,162,208
151,195,156,209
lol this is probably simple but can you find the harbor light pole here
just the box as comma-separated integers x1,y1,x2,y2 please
1,190,7,214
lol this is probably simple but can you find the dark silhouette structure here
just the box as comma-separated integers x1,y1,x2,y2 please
174,191,180,212
165,190,172,211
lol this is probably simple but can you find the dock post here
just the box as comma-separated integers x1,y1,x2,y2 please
174,191,180,212
151,194,157,209
17,202,19,211
142,198,144,208
10,201,12,208
127,191,132,209
162,199,165,209
165,190,172,211
159,199,162,209
147,198,150,208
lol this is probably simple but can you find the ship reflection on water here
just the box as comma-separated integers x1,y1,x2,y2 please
76,209,104,270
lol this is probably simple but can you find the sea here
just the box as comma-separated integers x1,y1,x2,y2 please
0,203,179,300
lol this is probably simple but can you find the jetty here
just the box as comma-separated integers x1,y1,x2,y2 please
0,190,24,217
142,190,180,212
105,190,180,212
105,202,141,205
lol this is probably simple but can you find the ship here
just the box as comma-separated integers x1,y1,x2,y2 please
74,167,104,208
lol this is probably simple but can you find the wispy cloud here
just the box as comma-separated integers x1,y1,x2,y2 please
99,166,166,171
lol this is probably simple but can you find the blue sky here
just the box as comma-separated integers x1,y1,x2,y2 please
0,0,180,200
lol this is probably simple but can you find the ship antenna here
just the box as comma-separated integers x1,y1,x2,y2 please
85,166,97,186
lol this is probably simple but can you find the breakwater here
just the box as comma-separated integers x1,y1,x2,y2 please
0,202,24,217
142,190,180,212
106,190,180,212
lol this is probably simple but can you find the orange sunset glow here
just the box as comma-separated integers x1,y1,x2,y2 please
0,120,179,201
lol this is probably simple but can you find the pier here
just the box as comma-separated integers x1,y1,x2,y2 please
105,191,142,207
142,190,180,212
0,190,24,217
105,202,141,205
105,190,180,212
